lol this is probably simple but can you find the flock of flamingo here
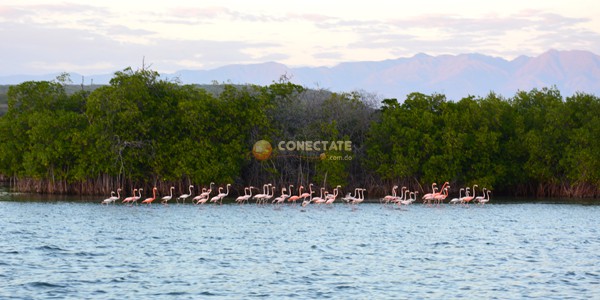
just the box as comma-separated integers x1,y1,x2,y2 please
100,181,491,207
381,181,491,207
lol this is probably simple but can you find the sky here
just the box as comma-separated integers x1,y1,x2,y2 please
1,0,599,76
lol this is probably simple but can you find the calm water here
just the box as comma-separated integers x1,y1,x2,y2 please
1,195,599,299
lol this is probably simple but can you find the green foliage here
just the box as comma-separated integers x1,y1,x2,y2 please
0,67,598,197
364,87,600,196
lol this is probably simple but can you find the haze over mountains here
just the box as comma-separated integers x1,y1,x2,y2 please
2,49,599,100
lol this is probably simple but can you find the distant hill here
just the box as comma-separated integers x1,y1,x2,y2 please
2,50,599,100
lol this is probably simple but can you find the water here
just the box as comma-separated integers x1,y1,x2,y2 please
1,196,599,299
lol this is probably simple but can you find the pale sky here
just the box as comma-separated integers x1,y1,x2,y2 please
1,0,599,76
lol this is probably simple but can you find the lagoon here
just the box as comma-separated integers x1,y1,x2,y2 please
1,195,599,299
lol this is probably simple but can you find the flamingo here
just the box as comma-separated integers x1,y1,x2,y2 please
218,183,232,204
130,188,143,206
101,191,114,205
177,185,194,204
422,183,438,202
272,187,289,205
342,188,361,204
350,188,366,207
381,185,398,204
325,185,341,205
459,187,471,204
437,182,450,195
194,182,214,204
434,186,450,205
474,188,487,203
449,188,464,204
341,192,353,203
253,183,271,204
391,187,408,205
262,185,276,204
141,187,158,205
462,184,477,205
312,187,326,205
196,188,214,205
299,184,313,203
478,189,491,205
161,186,175,205
210,183,231,205
243,186,257,205
395,189,411,206
397,190,415,207
210,187,223,203
122,188,138,205
101,188,121,205
193,188,208,204
288,185,302,205
235,187,249,204
301,184,315,207
287,184,293,199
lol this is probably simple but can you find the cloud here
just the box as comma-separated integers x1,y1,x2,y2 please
0,18,287,75
1,2,599,76
329,10,600,60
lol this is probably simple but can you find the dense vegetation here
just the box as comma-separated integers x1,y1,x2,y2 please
0,68,598,198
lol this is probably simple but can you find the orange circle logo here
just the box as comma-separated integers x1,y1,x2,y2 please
252,140,272,161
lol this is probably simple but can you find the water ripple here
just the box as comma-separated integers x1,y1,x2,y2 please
0,201,599,299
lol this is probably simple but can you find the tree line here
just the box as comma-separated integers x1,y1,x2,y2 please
0,67,598,198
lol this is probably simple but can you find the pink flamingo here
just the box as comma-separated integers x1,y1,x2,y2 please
272,187,289,205
391,187,408,205
243,186,257,205
193,188,208,204
141,187,158,205
197,188,214,205
434,186,450,205
350,188,366,208
253,183,271,204
161,186,175,205
194,182,214,204
130,188,143,206
325,185,341,204
301,184,315,207
299,184,313,203
462,184,477,205
263,185,276,204
312,187,326,205
122,188,137,205
235,187,249,204
381,185,399,204
422,183,438,204
210,184,231,205
288,185,302,205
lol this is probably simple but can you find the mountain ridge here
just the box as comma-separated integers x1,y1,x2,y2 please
2,50,599,100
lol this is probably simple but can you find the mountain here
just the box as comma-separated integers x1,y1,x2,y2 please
2,50,600,100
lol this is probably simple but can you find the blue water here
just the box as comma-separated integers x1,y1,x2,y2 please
1,198,599,299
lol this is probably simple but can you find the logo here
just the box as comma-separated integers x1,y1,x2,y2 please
252,140,272,161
